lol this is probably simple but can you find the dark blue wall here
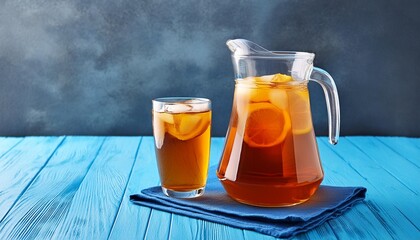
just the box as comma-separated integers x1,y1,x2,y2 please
1,0,419,137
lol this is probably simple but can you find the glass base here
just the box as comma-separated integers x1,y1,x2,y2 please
162,187,205,198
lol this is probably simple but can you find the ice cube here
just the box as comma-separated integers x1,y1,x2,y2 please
184,99,210,112
193,103,210,112
158,112,174,124
164,104,193,113
257,74,276,82
269,89,288,109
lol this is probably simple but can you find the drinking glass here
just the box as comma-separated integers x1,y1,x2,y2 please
152,97,212,198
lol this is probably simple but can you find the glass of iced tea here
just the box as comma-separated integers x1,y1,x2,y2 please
152,97,211,198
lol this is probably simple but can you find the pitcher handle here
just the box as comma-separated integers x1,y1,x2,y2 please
310,67,340,145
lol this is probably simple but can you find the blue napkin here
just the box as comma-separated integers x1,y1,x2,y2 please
130,166,366,238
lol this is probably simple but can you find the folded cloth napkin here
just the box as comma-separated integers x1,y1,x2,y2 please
130,166,366,238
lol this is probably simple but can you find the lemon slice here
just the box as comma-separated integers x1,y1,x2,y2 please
167,112,210,141
254,73,292,83
272,73,293,83
243,102,291,148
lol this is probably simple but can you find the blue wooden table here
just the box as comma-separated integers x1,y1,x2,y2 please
0,136,418,239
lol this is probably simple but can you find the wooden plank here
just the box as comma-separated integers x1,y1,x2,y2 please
0,136,65,221
144,211,172,240
0,136,105,239
300,226,338,240
317,139,393,240
0,137,23,157
108,137,161,240
347,137,419,194
318,137,419,239
343,137,420,226
193,220,245,240
245,230,337,240
325,204,389,240
49,137,141,239
376,137,420,168
243,231,278,240
329,204,391,239
170,214,247,240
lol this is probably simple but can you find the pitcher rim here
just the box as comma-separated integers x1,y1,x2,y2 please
231,51,315,60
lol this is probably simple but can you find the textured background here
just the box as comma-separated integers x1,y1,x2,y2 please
1,0,419,137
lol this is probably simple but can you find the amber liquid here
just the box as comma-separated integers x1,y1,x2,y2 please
217,78,323,207
153,111,211,192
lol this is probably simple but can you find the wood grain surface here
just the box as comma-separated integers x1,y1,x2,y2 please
0,136,419,239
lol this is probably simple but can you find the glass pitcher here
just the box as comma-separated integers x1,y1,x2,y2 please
217,39,340,207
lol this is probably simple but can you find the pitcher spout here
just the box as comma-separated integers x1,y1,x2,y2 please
226,39,273,56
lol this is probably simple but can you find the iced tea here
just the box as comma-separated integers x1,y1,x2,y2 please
217,74,323,206
153,98,211,198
